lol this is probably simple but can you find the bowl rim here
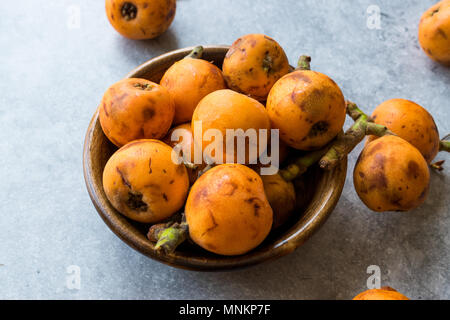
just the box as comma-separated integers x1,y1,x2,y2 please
83,45,348,271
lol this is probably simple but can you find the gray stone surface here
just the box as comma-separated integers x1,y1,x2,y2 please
0,0,448,300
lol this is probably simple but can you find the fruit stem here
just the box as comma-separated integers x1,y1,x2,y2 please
185,46,204,59
297,55,311,71
148,221,188,254
279,148,328,181
430,160,445,171
319,101,396,170
439,134,450,152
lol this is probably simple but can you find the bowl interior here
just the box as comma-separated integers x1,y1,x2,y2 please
83,46,348,271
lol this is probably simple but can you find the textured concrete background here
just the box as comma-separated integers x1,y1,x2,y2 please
0,0,449,299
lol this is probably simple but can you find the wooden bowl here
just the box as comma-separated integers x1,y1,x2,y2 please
83,46,347,271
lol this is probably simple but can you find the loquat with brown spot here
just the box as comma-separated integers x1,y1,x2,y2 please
222,34,290,101
160,55,227,125
367,99,440,164
261,173,296,229
105,0,176,40
99,78,174,147
418,0,450,66
102,139,189,223
185,164,273,256
191,89,271,165
266,70,346,150
354,135,430,212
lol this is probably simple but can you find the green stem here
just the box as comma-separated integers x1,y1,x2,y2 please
148,222,188,254
279,147,328,181
319,101,396,170
185,46,204,59
439,135,450,153
297,55,311,71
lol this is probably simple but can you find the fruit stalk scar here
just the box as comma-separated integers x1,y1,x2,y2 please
185,46,204,59
297,55,311,71
279,147,329,181
430,160,445,171
319,101,396,170
148,221,188,253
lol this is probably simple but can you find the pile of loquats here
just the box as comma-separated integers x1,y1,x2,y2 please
98,32,450,258
99,0,450,299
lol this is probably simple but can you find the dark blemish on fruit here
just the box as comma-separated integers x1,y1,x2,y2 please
390,193,403,206
373,153,386,170
116,167,131,188
223,182,238,196
142,108,155,121
169,179,174,184
263,35,275,42
162,169,167,174
407,160,420,179
437,28,448,39
358,182,368,194
198,75,208,89
115,92,129,105
142,2,148,9
144,183,160,191
176,164,185,175
359,171,365,178
111,14,115,21
126,191,148,212
308,121,329,137
262,52,273,74
166,5,176,22
149,158,152,174
102,102,109,117
368,172,388,190
430,7,440,16
194,187,208,204
121,2,137,21
162,193,168,202
367,142,384,157
247,177,253,183
367,154,387,190
244,198,262,217
245,197,256,202
202,210,218,236
140,27,146,35
287,72,311,83
253,202,261,217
